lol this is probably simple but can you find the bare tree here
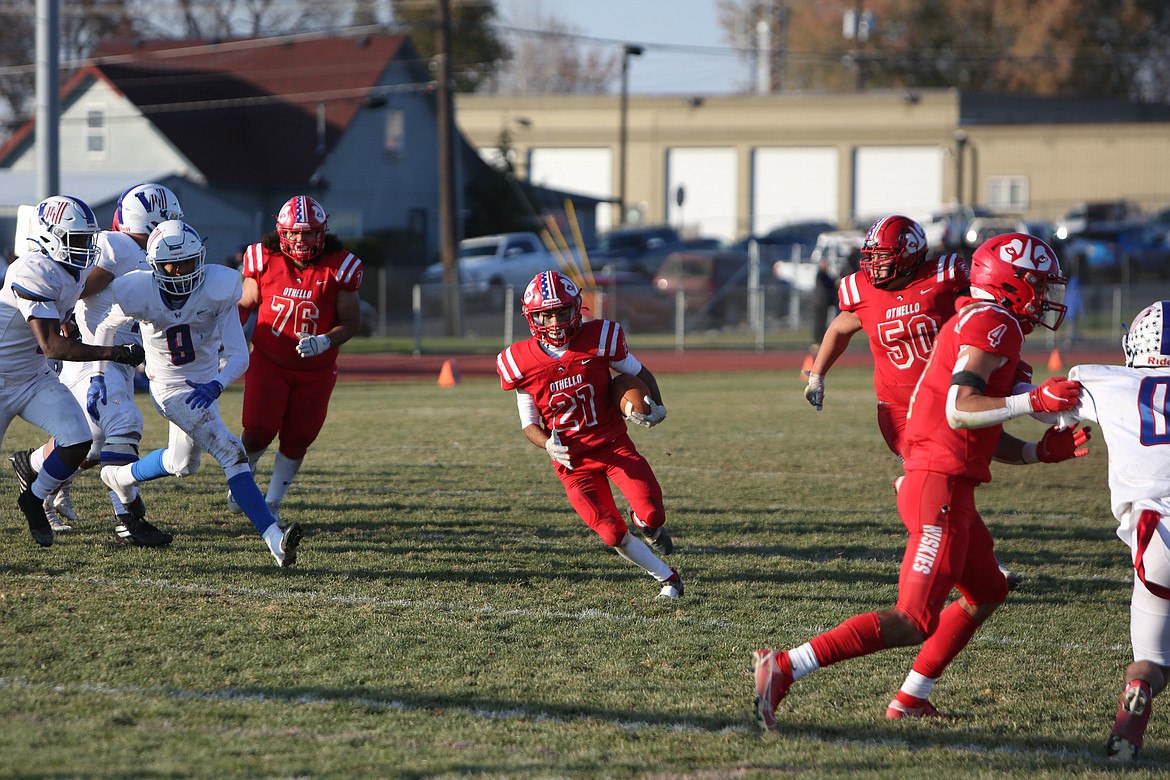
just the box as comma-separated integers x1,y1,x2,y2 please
487,0,619,95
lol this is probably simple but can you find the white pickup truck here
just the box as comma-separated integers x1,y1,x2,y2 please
419,232,572,309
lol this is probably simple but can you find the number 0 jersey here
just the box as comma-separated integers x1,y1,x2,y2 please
497,320,630,455
242,243,363,371
837,253,969,406
1065,363,1170,540
901,297,1026,483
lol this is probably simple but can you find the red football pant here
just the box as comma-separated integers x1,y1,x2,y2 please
241,348,338,460
556,434,664,547
876,400,909,459
894,470,1007,636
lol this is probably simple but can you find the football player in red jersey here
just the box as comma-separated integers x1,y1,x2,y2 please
497,270,683,599
804,215,1025,589
233,196,363,524
751,233,1092,731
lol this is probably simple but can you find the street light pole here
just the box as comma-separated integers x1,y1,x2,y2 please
618,44,643,226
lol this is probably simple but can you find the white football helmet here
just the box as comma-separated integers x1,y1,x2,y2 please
30,195,100,269
146,220,206,296
114,183,184,235
1123,301,1170,368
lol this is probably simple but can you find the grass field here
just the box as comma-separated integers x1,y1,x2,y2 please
0,366,1162,778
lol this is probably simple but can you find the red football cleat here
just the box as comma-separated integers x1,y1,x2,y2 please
1107,680,1153,762
751,648,793,732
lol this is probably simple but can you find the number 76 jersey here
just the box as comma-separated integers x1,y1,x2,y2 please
838,253,969,407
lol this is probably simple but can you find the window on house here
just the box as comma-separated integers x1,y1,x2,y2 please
384,110,404,158
85,107,107,156
986,176,1029,212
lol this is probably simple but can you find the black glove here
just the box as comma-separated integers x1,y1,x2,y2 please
111,343,146,366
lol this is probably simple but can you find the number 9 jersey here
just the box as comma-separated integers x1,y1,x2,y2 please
241,242,363,370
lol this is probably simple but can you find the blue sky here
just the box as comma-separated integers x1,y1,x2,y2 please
498,0,748,94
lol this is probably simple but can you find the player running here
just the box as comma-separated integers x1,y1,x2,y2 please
93,220,302,567
753,232,1090,730
497,270,681,599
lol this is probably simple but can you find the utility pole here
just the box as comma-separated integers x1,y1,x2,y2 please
436,0,461,337
35,0,59,200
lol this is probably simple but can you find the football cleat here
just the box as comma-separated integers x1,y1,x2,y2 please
48,483,81,523
43,495,74,532
18,488,53,547
226,489,243,514
271,522,303,568
1107,679,1153,762
999,562,1024,591
752,648,793,732
656,568,684,599
886,697,949,719
633,513,673,555
9,449,37,493
114,512,173,547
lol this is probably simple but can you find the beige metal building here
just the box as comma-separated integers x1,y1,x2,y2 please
456,88,1170,241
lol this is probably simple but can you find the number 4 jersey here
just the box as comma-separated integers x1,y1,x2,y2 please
242,243,363,370
837,253,969,407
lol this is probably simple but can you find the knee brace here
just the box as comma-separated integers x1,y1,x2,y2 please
100,433,142,466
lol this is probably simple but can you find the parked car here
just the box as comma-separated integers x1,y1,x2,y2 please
923,204,993,253
1054,200,1143,240
734,220,837,263
588,224,681,274
653,249,788,328
1062,223,1170,280
962,217,1029,251
586,270,677,332
775,229,864,289
418,231,569,310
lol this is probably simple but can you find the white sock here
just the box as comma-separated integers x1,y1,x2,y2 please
899,670,937,700
266,453,303,505
103,465,136,505
262,523,284,553
615,532,672,580
788,643,820,681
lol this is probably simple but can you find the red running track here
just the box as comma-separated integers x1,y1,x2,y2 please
336,347,1119,382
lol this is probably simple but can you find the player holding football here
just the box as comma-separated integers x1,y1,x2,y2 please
802,215,1024,589
13,183,183,545
94,220,303,567
497,270,682,598
231,195,363,525
1,195,145,547
1054,300,1170,762
753,232,1091,730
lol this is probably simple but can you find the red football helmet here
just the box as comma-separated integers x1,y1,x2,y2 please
276,195,328,262
522,271,582,348
969,232,1067,333
859,215,928,289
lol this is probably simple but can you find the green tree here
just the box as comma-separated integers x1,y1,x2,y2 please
390,0,510,93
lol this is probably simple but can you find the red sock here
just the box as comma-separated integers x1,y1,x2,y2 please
808,612,884,668
910,601,981,679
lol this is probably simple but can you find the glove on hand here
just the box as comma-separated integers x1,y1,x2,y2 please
628,397,667,428
86,375,107,421
1036,425,1092,463
112,343,146,366
185,379,223,410
1028,376,1082,413
545,433,571,469
804,372,825,411
296,334,331,358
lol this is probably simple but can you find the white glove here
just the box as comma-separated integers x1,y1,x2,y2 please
296,334,332,358
804,372,825,411
628,396,667,428
545,433,571,469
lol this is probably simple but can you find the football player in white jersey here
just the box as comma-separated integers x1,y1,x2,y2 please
93,220,303,567
1059,300,1170,762
15,183,183,542
0,196,145,547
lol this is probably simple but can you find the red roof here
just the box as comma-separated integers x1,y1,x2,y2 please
76,34,415,187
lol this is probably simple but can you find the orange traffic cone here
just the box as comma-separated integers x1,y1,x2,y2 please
438,359,461,387
800,353,815,380
1047,348,1063,372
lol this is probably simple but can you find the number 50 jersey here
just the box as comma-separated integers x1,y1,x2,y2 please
837,253,969,407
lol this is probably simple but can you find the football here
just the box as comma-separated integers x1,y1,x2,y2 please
610,373,651,418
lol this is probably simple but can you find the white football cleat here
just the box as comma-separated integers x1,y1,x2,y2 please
656,568,684,599
226,489,242,514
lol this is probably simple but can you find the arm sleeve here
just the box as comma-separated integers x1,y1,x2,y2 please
214,303,251,388
612,354,644,376
515,389,541,428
